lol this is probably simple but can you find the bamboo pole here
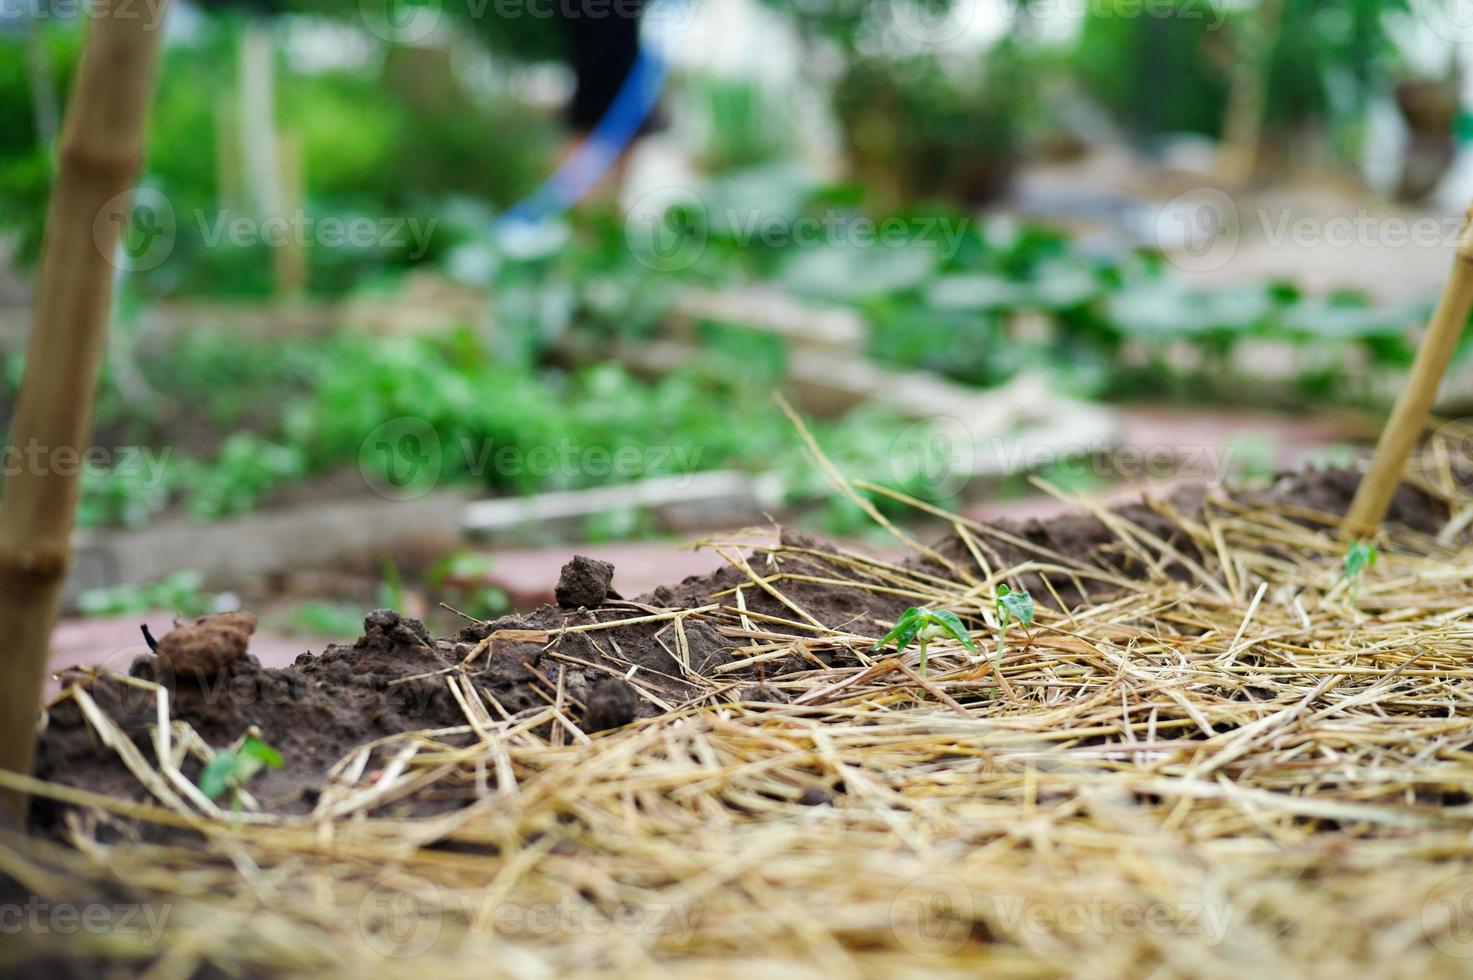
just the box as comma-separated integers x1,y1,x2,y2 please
0,0,169,824
1218,0,1285,186
1343,203,1473,538
274,128,307,297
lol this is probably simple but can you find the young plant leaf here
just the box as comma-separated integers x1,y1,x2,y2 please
923,609,976,651
877,607,923,654
198,737,283,803
997,584,1035,630
1344,542,1377,581
198,750,237,801
241,736,284,769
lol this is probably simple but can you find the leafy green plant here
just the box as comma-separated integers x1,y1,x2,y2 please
994,584,1035,667
198,734,283,813
876,607,976,678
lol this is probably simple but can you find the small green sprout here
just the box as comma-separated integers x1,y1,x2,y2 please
994,584,1035,667
876,607,976,677
1344,541,1377,581
1343,541,1377,603
198,734,283,812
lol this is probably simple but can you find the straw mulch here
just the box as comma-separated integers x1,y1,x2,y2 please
7,442,1473,978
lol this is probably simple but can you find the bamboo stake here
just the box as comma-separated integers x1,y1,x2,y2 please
1343,202,1473,538
274,128,307,297
1217,0,1285,185
0,0,169,823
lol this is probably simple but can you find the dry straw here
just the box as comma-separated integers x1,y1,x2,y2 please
8,436,1473,977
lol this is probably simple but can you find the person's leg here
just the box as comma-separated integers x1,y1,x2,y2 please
555,1,647,201
561,1,646,136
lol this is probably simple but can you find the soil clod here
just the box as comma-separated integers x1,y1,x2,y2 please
555,555,618,608
580,677,638,733
153,611,257,681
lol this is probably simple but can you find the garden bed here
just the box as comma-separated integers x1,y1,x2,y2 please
9,446,1473,974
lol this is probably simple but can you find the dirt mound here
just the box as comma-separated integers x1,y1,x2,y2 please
29,466,1458,833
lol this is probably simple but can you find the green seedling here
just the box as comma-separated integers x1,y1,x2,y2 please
876,607,976,678
1343,541,1377,602
994,584,1035,668
198,734,283,813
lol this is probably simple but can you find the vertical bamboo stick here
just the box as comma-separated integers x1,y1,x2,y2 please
1218,0,1285,186
1343,203,1473,538
274,128,307,297
0,0,169,823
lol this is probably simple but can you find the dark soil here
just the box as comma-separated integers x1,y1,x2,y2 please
28,466,1457,836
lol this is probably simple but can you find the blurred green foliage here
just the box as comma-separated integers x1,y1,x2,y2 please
0,19,557,292
1074,0,1412,148
833,43,1039,206
10,320,922,531
1072,0,1229,139
0,175,1431,536
77,569,231,618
